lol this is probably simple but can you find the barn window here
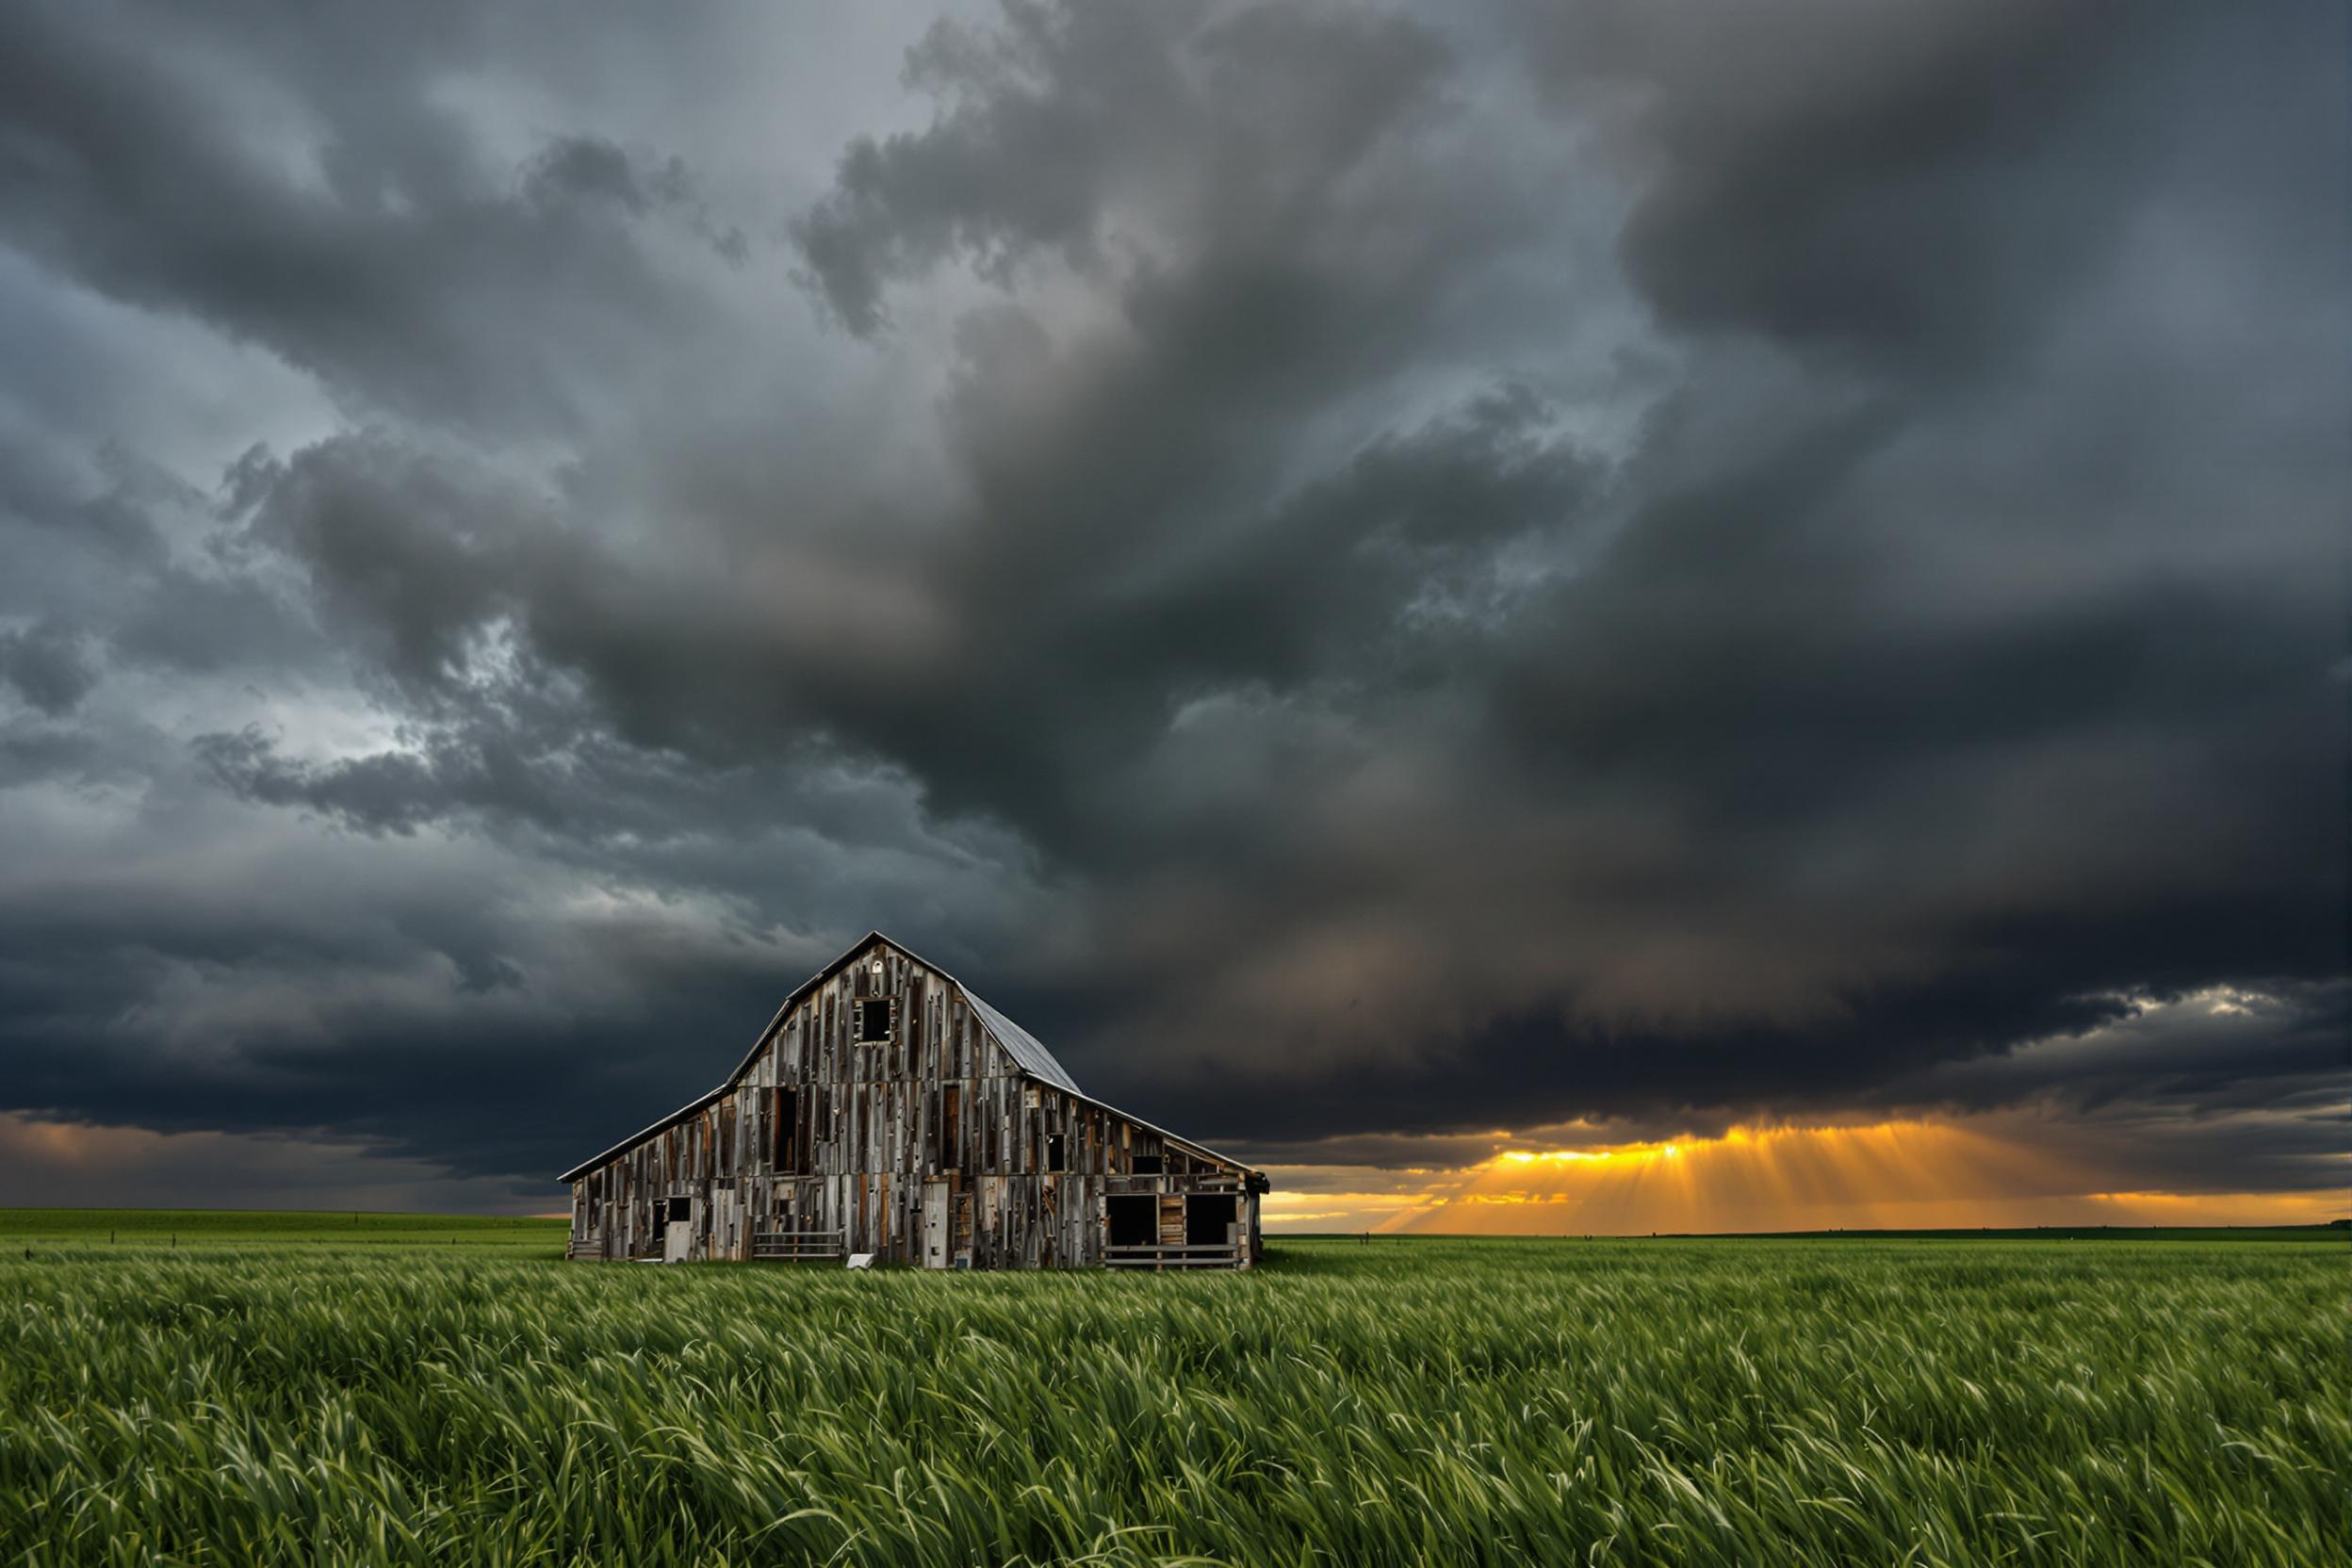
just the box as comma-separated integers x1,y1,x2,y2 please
1107,1195,1157,1248
1046,1135,1066,1172
1131,1153,1163,1176
1186,1194,1236,1247
855,997,894,1043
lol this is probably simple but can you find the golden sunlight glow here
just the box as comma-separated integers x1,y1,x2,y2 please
1496,1140,1682,1168
1262,1118,2348,1235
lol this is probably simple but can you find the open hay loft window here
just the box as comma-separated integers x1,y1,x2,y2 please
854,996,895,1043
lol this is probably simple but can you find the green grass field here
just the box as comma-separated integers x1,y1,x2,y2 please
0,1212,2341,1566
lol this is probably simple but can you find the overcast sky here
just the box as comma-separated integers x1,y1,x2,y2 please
0,1,2343,1226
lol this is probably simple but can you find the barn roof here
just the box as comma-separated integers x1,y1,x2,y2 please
959,986,1081,1094
556,931,1256,1182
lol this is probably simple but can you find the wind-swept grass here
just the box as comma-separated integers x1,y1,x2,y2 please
0,1228,2340,1565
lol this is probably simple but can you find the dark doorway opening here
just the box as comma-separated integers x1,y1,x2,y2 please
1107,1195,1157,1248
774,1086,799,1171
1186,1194,1236,1248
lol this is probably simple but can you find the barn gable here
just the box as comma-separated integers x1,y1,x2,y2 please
558,931,1111,1183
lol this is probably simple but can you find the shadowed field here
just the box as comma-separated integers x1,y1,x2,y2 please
0,1208,566,1250
1,1212,2341,1565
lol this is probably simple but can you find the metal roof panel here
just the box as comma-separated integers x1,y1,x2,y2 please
959,984,1083,1094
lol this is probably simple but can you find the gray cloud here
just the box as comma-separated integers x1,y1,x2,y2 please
1521,3,2119,368
0,0,2341,1208
793,1,1459,336
0,619,95,715
0,0,731,438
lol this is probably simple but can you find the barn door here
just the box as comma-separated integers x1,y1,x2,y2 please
663,1197,693,1263
922,1180,950,1268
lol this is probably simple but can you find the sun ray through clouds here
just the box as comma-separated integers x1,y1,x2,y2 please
1258,1118,2347,1234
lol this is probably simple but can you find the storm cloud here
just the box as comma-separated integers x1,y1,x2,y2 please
0,0,2341,1210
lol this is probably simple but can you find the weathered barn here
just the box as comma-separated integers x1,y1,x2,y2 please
560,932,1267,1269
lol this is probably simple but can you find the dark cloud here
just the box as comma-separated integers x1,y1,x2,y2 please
0,0,727,436
0,0,2341,1208
0,619,96,715
792,0,1456,336
1517,2,2117,369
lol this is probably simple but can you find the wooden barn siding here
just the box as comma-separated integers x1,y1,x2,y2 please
567,939,1256,1267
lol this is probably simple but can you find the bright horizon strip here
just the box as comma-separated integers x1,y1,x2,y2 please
1258,1119,2349,1235
2,1107,2337,1233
